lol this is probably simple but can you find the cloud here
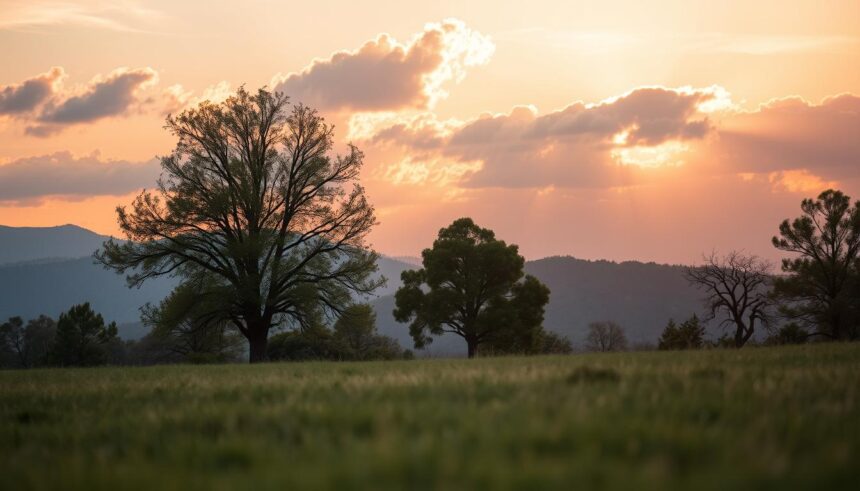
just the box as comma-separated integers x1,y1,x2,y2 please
272,19,493,111
38,67,157,123
0,1,165,33
713,94,860,179
0,151,159,205
367,86,725,188
0,67,64,115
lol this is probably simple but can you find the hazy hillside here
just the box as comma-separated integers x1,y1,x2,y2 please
372,256,708,355
0,257,177,334
0,224,111,265
0,225,711,351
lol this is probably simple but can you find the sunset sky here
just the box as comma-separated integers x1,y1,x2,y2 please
0,0,858,264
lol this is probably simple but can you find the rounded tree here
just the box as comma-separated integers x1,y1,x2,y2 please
393,217,550,358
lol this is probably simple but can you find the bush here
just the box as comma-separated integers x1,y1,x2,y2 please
658,315,706,350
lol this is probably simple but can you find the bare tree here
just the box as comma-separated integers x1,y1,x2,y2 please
585,321,628,352
685,251,772,348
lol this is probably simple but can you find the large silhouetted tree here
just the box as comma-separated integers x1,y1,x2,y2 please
97,88,380,362
772,189,860,340
393,218,550,358
686,251,772,347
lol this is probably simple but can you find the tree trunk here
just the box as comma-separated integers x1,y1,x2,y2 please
466,338,477,358
247,321,270,363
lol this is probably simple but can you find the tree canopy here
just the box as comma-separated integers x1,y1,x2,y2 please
393,217,551,357
96,87,381,362
50,303,118,367
772,189,860,340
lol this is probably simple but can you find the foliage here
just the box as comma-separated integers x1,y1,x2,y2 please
267,323,340,362
141,279,244,364
765,323,810,346
539,331,574,354
268,305,404,362
686,251,772,347
50,303,118,367
96,87,380,362
658,315,706,350
772,189,860,340
332,304,403,361
394,217,551,357
1,345,858,489
584,321,629,352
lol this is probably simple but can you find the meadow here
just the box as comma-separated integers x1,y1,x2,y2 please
1,343,858,490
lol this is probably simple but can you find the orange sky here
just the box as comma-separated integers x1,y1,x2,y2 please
1,0,859,264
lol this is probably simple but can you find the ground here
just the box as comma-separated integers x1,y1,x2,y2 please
1,344,858,490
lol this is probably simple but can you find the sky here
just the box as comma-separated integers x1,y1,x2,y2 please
0,0,858,264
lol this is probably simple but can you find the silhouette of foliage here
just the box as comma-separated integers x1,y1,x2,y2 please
50,303,118,366
393,218,551,358
96,87,381,362
772,189,860,340
658,315,706,350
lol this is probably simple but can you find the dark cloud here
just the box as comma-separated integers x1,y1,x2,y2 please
0,67,64,115
38,67,156,124
273,20,493,111
0,151,159,205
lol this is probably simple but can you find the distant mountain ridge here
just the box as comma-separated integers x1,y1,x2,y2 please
0,224,111,265
0,225,712,352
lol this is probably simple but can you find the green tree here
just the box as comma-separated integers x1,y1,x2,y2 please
332,304,404,360
96,88,380,363
772,189,860,340
51,303,119,366
393,218,551,358
141,279,244,364
0,316,25,368
584,321,629,352
540,331,573,354
0,315,57,369
658,315,705,350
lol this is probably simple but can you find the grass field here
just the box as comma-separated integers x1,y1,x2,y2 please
1,344,858,490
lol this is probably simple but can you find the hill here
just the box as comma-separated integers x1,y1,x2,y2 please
0,224,111,265
0,225,711,351
372,256,708,355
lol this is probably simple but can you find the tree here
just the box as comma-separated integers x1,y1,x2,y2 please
658,315,705,350
584,321,629,352
772,189,860,340
540,331,573,354
0,315,57,369
0,317,25,368
685,251,772,348
96,88,381,362
51,303,119,366
393,218,550,358
141,279,244,364
332,304,377,358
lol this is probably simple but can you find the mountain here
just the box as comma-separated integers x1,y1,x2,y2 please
0,225,416,338
0,224,111,265
0,225,712,353
372,256,709,356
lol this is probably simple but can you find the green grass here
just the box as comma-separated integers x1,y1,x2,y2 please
1,344,858,490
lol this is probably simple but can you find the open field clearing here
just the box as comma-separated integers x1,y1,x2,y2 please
2,344,858,490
